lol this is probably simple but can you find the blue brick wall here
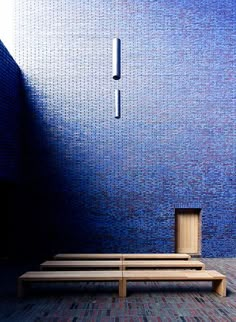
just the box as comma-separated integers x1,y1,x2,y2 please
0,41,22,257
13,0,235,257
0,40,21,181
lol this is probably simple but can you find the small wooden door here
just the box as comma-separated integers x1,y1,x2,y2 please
175,209,200,254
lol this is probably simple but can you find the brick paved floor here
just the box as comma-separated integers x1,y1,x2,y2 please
0,258,235,321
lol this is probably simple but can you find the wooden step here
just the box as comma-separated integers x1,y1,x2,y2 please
121,270,226,297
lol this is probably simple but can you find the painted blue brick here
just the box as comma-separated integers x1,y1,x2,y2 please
0,41,21,181
9,0,236,257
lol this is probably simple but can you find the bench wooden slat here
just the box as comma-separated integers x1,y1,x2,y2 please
123,260,204,269
121,270,226,297
207,270,226,278
19,271,122,280
54,253,191,261
41,260,204,270
123,254,191,260
41,260,123,270
18,269,226,298
18,271,123,298
123,270,220,280
54,254,122,260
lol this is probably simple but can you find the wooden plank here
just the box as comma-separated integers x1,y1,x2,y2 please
54,253,191,260
201,270,227,295
54,254,122,260
121,270,226,297
122,260,205,270
40,260,123,270
41,259,203,270
123,270,189,280
40,259,203,271
207,270,226,279
18,271,123,298
121,278,127,297
176,212,199,254
123,270,223,280
122,254,191,260
19,271,122,281
17,279,27,298
212,279,227,297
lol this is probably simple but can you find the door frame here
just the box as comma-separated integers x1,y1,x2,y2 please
175,208,202,256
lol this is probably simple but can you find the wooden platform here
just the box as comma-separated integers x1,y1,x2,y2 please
40,260,204,271
17,271,123,298
121,270,226,297
54,253,191,261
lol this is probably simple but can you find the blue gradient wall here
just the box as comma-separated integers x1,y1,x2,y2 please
0,40,21,181
14,0,235,257
0,40,22,257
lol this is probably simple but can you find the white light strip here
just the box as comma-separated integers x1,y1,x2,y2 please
115,89,120,118
112,38,121,80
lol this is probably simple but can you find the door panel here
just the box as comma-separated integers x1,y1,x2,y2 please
175,209,200,254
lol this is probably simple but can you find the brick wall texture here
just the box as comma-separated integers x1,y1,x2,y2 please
13,0,235,257
0,40,21,181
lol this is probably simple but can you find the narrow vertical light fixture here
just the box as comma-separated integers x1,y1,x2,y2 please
115,89,120,118
113,38,121,80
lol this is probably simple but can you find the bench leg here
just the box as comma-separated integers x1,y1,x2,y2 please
17,280,25,298
118,280,123,297
212,279,226,297
119,279,127,298
18,280,31,298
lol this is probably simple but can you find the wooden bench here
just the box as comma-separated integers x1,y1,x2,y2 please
17,271,123,298
40,260,123,270
122,260,205,270
18,269,226,298
54,254,123,260
122,254,191,260
54,253,191,261
40,260,204,271
121,270,226,297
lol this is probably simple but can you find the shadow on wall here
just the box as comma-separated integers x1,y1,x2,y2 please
0,40,21,259
0,40,91,259
0,181,17,258
8,72,167,259
1,63,170,259
14,78,89,259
